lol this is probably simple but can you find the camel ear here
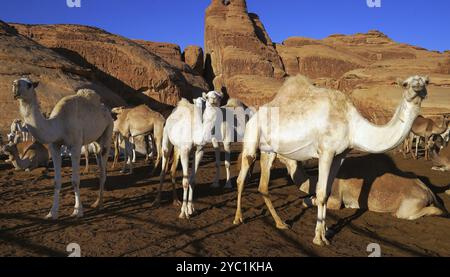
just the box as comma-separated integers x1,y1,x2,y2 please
32,81,39,88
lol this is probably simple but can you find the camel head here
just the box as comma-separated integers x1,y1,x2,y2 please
12,78,39,102
201,90,223,107
428,134,445,152
400,75,429,104
1,142,18,157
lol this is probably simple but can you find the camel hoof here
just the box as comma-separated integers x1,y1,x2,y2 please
178,211,189,219
276,222,290,230
45,211,58,220
313,232,330,246
233,216,243,225
187,206,195,216
70,208,84,218
91,199,103,209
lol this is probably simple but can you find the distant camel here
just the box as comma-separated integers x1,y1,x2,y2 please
285,154,446,220
13,78,113,219
2,141,49,171
112,105,164,175
403,114,450,160
234,75,427,246
430,141,450,172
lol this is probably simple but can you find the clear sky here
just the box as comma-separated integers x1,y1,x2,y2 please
1,0,449,52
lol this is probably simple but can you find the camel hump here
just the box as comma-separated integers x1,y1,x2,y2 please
224,98,244,108
177,98,193,108
76,89,101,105
283,75,313,90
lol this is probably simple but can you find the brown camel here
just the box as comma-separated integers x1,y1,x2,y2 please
284,154,446,220
2,141,49,171
112,105,165,174
430,142,450,172
403,114,450,160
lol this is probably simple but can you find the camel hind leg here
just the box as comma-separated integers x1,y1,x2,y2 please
70,145,84,217
46,144,62,219
259,151,288,229
395,199,444,220
233,116,259,225
151,123,163,176
92,123,113,209
223,142,232,189
170,146,181,206
154,127,173,207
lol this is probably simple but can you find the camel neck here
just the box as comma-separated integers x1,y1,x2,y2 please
350,97,420,153
19,96,59,144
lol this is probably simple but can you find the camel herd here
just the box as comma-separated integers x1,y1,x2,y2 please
1,75,449,246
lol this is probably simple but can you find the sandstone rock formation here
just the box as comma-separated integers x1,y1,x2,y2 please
12,24,209,110
0,21,125,133
183,46,204,76
204,0,450,119
204,0,285,101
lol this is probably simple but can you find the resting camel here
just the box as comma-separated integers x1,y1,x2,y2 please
112,105,164,174
169,98,253,190
403,114,450,160
2,141,49,171
288,154,446,220
430,141,450,172
13,78,113,219
234,75,428,246
158,91,224,218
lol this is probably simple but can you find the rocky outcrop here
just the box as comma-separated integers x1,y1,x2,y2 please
204,0,450,114
134,40,182,62
12,24,209,110
0,21,125,133
204,0,285,103
183,46,204,76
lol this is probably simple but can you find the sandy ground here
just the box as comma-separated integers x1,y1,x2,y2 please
0,145,449,257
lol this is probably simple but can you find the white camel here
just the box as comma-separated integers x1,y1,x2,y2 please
170,98,254,190
157,91,225,218
13,78,113,219
233,75,428,246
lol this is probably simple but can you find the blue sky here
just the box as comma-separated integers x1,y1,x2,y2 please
1,0,449,52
